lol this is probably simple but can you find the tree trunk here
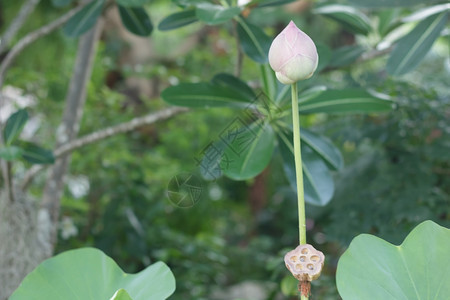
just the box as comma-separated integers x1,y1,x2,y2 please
0,21,102,300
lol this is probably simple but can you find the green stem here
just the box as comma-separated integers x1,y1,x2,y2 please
291,82,306,245
291,83,308,300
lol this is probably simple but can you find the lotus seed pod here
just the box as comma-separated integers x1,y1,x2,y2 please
284,244,325,281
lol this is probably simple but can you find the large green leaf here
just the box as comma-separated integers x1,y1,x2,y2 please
118,6,153,36
110,289,133,300
63,0,105,37
256,0,296,8
198,140,226,181
10,248,175,300
222,122,275,180
377,9,401,36
315,43,332,72
278,131,334,206
401,4,450,23
301,129,343,171
211,73,256,101
51,0,72,7
387,12,448,76
0,146,24,161
298,89,394,114
21,142,55,164
348,0,441,8
115,0,151,7
314,5,372,35
161,82,254,108
260,63,278,102
158,10,198,31
237,19,272,63
3,108,28,146
337,220,450,300
329,45,366,67
195,3,241,25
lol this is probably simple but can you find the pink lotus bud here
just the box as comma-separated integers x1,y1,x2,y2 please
268,21,318,84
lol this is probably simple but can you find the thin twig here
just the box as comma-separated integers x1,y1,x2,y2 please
21,106,189,189
357,46,394,63
0,0,43,204
0,0,41,54
0,3,86,89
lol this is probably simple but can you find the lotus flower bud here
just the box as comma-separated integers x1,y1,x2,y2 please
268,21,318,84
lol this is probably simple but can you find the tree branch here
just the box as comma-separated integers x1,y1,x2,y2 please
0,0,41,54
41,19,103,248
0,3,86,89
21,106,188,189
357,46,394,63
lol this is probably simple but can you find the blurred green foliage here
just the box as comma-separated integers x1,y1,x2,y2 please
1,0,449,299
